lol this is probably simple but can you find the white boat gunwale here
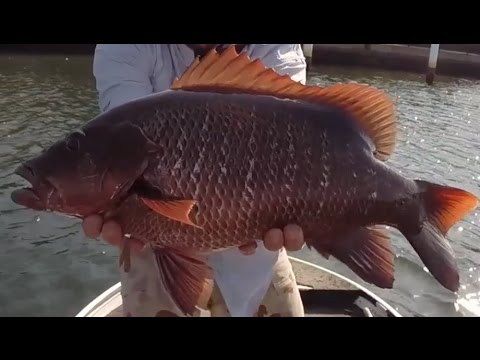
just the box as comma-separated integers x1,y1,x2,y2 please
76,256,403,317
291,257,401,317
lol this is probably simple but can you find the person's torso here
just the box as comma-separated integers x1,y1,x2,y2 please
148,45,258,93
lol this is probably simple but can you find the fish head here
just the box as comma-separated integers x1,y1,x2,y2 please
11,121,153,218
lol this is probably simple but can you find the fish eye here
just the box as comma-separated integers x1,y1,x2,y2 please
65,134,81,152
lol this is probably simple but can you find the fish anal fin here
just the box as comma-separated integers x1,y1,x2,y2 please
172,45,397,161
141,198,202,228
154,247,214,316
311,226,395,288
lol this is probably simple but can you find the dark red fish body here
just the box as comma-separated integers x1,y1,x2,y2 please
106,90,412,249
11,46,479,316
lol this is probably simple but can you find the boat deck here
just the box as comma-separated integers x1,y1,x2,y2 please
77,257,400,317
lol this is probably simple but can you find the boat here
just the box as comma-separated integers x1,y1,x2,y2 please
76,256,402,317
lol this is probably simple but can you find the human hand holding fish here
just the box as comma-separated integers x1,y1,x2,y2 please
81,214,305,255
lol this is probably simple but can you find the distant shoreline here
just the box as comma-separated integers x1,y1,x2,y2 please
310,44,480,81
2,44,480,80
0,44,96,54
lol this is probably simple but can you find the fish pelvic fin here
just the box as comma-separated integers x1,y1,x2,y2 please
401,180,479,292
172,45,397,161
154,247,214,316
310,226,395,289
141,198,202,228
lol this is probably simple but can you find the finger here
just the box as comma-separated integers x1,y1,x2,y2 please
101,220,124,248
239,241,257,255
264,228,284,251
82,215,104,239
283,224,305,251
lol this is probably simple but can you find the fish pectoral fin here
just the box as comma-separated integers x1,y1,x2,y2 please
140,197,202,228
154,247,214,316
313,226,395,289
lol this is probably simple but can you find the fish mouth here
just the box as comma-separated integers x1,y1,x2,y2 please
11,164,54,211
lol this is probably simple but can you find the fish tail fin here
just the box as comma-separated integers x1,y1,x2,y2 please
309,226,396,288
402,180,479,292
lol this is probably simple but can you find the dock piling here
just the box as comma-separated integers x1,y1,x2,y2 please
302,44,313,72
426,44,440,85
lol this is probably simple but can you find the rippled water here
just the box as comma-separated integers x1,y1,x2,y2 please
0,55,478,317
303,66,480,317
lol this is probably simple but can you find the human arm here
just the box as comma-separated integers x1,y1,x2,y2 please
92,44,156,112
247,44,307,84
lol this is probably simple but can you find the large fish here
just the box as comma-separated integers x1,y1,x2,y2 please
11,46,479,316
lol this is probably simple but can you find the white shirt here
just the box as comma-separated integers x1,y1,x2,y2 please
93,44,307,316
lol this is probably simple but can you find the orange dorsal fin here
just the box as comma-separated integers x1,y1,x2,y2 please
172,46,397,161
310,83,397,161
141,198,202,228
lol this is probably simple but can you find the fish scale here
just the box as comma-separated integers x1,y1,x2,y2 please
108,90,393,250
